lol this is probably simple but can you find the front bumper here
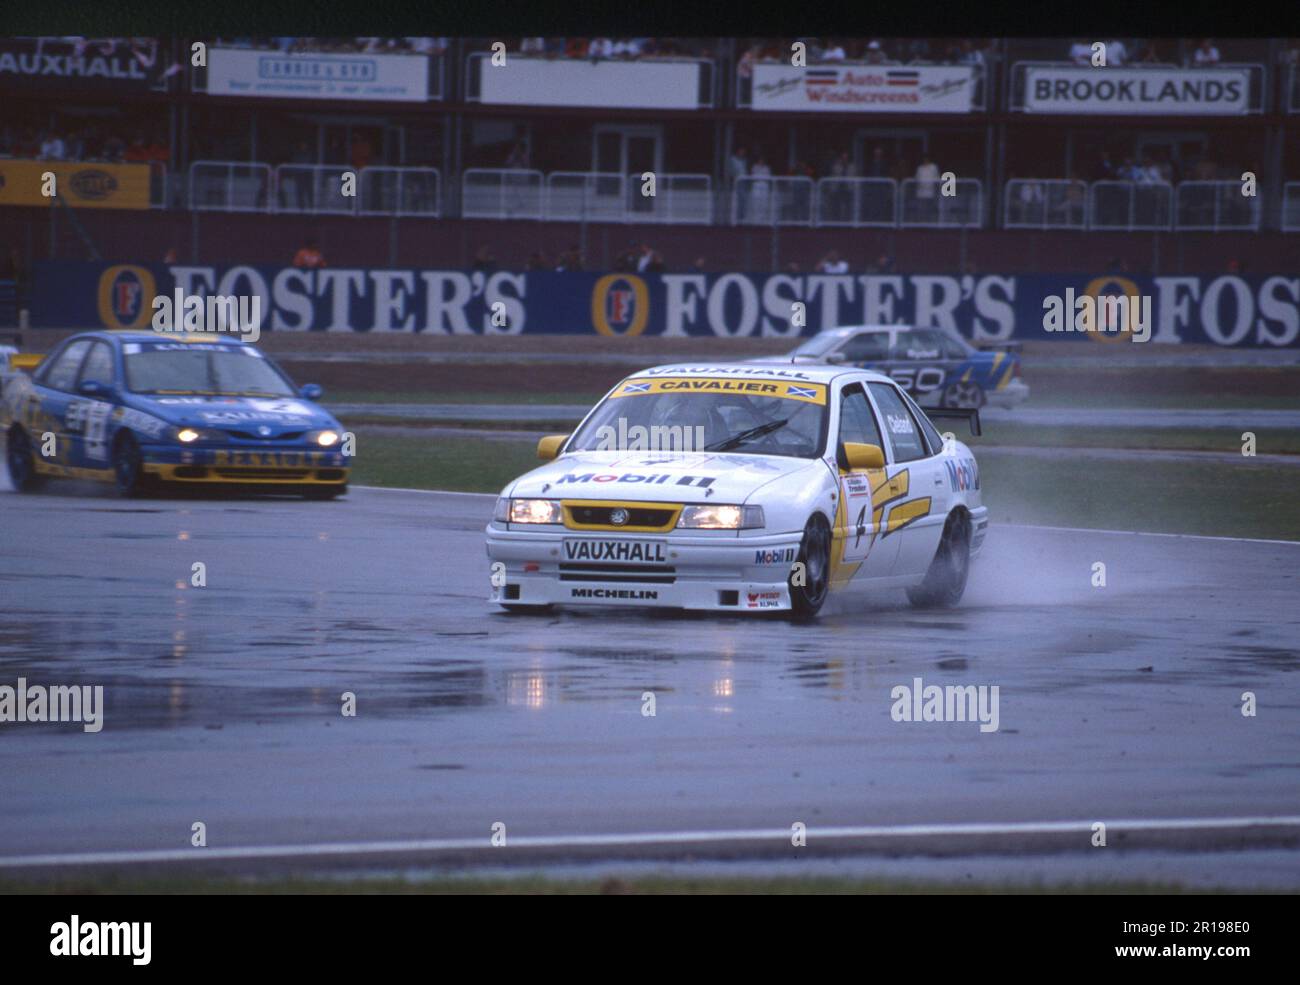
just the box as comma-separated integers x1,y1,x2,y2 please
485,525,804,612
142,445,350,485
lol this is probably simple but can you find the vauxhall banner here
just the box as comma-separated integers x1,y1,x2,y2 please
0,37,173,92
204,48,430,102
750,64,976,113
31,262,1300,348
1022,66,1250,115
0,161,152,209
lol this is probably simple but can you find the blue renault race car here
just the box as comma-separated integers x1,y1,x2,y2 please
2,331,350,498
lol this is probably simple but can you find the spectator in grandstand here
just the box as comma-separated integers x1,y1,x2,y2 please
520,37,545,54
1136,41,1163,63
1192,39,1220,66
1069,39,1092,65
1104,38,1129,65
864,40,886,65
728,145,750,221
554,244,583,272
821,39,846,62
914,154,940,220
869,254,896,274
828,151,857,222
737,43,760,78
350,132,374,173
635,244,666,273
588,37,614,61
749,156,773,223
471,244,497,273
38,131,66,160
691,257,708,273
904,38,932,63
817,251,849,275
1013,175,1044,223
865,145,889,179
544,37,565,58
959,40,986,68
525,251,549,271
505,142,529,169
292,239,327,269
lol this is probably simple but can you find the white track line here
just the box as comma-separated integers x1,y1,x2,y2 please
4,816,1299,869
351,487,1300,546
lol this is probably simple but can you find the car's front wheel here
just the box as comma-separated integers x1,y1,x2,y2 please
788,514,831,621
6,427,46,493
940,380,985,409
907,511,971,608
112,433,150,497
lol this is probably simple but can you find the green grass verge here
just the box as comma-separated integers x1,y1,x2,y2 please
350,432,542,494
970,425,1300,456
350,431,1300,541
0,875,1215,894
978,448,1300,541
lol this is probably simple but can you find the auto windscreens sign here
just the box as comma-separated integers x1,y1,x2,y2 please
1023,66,1249,115
751,64,974,113
205,48,428,102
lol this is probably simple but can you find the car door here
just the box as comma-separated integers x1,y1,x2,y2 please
866,380,948,577
68,340,119,469
830,382,899,583
834,330,891,371
28,338,93,471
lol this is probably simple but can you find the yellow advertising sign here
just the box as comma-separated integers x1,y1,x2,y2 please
0,160,152,209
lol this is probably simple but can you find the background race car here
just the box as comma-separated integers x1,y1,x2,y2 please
2,331,351,498
788,325,1029,410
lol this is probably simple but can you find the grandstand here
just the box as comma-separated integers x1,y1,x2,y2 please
3,34,1300,299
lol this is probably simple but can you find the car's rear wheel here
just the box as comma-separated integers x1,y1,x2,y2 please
940,381,985,409
788,514,831,621
6,427,46,493
112,433,150,497
907,511,971,608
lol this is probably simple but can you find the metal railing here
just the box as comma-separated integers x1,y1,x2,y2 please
1003,179,1088,229
274,164,357,214
187,161,274,212
899,177,983,227
1174,180,1261,231
624,173,713,224
460,168,545,220
814,178,898,227
1087,180,1173,230
1280,183,1300,232
359,167,441,217
731,175,815,226
545,172,627,222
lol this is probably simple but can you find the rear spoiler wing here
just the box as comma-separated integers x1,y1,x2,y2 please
975,341,1022,356
926,407,982,437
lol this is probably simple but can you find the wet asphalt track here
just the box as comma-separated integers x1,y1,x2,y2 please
1,483,1299,885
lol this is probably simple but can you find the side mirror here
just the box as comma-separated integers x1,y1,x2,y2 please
300,383,324,400
536,434,568,461
842,441,885,471
77,379,111,398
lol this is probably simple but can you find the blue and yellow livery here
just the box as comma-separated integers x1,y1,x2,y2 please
2,331,350,498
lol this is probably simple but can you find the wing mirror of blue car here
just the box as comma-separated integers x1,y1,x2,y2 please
77,379,112,398
841,442,885,471
300,383,324,400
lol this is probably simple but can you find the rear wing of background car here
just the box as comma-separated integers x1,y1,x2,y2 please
974,341,1022,356
0,333,42,374
926,407,982,437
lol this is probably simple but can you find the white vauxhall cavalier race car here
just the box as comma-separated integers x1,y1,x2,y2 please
486,363,987,620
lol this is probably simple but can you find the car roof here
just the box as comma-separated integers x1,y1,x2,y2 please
626,361,894,385
813,324,916,336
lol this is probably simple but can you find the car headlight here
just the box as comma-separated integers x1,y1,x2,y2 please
677,504,765,530
309,429,340,447
174,427,216,444
508,498,563,524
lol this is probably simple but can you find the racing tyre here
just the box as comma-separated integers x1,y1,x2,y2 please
6,428,46,493
303,484,346,500
906,511,971,609
788,514,831,621
940,381,985,410
112,433,150,498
